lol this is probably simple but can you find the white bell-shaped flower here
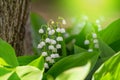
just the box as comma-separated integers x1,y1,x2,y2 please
49,59,55,64
84,40,90,45
46,56,52,61
60,28,65,33
56,44,61,49
92,33,97,38
41,52,48,56
54,53,60,58
44,63,49,69
45,38,51,43
40,41,45,46
39,29,44,34
56,28,61,33
51,39,56,45
50,54,56,58
37,44,43,49
48,45,55,50
88,48,93,52
56,37,63,41
93,39,98,44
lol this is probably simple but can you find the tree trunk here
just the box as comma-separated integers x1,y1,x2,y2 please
0,0,30,56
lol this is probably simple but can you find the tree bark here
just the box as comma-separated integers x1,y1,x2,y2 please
0,0,30,56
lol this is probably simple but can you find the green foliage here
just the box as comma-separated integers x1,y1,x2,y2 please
56,62,91,80
93,52,120,80
17,55,39,66
0,39,44,80
0,39,19,67
47,52,99,79
0,13,120,80
100,19,120,52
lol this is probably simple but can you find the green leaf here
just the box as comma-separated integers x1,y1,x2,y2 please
0,67,14,80
0,71,14,80
74,45,87,54
30,13,46,54
109,39,120,52
47,52,99,79
29,56,44,70
8,72,20,80
0,39,19,67
16,66,43,80
98,39,115,60
56,62,91,80
92,52,120,80
0,57,9,67
0,67,12,76
99,19,120,45
85,39,116,80
17,55,39,66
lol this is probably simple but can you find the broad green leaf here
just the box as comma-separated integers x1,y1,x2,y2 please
47,52,99,79
8,72,20,80
0,67,14,80
98,39,115,59
0,67,12,76
29,56,44,70
56,62,91,80
30,13,46,54
0,57,9,67
99,19,120,45
16,66,43,80
85,39,116,80
0,39,19,67
17,55,39,66
0,72,14,80
109,39,120,52
92,52,120,80
74,45,87,54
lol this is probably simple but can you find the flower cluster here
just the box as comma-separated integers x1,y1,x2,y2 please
37,18,66,69
84,33,99,52
96,19,102,31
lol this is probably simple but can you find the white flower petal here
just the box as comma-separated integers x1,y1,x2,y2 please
56,37,63,41
48,45,55,50
42,52,48,56
56,44,61,49
44,63,49,69
37,44,43,49
46,56,52,61
92,33,97,38
51,39,56,44
56,28,61,33
45,38,51,43
84,40,90,45
93,39,98,44
39,29,44,33
40,41,45,46
88,49,93,52
60,28,65,33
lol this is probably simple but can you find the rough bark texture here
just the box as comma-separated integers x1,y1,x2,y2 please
0,0,29,56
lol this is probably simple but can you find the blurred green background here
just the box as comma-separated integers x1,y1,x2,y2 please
31,0,120,27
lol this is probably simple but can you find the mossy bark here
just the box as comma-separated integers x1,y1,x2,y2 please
0,0,30,56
